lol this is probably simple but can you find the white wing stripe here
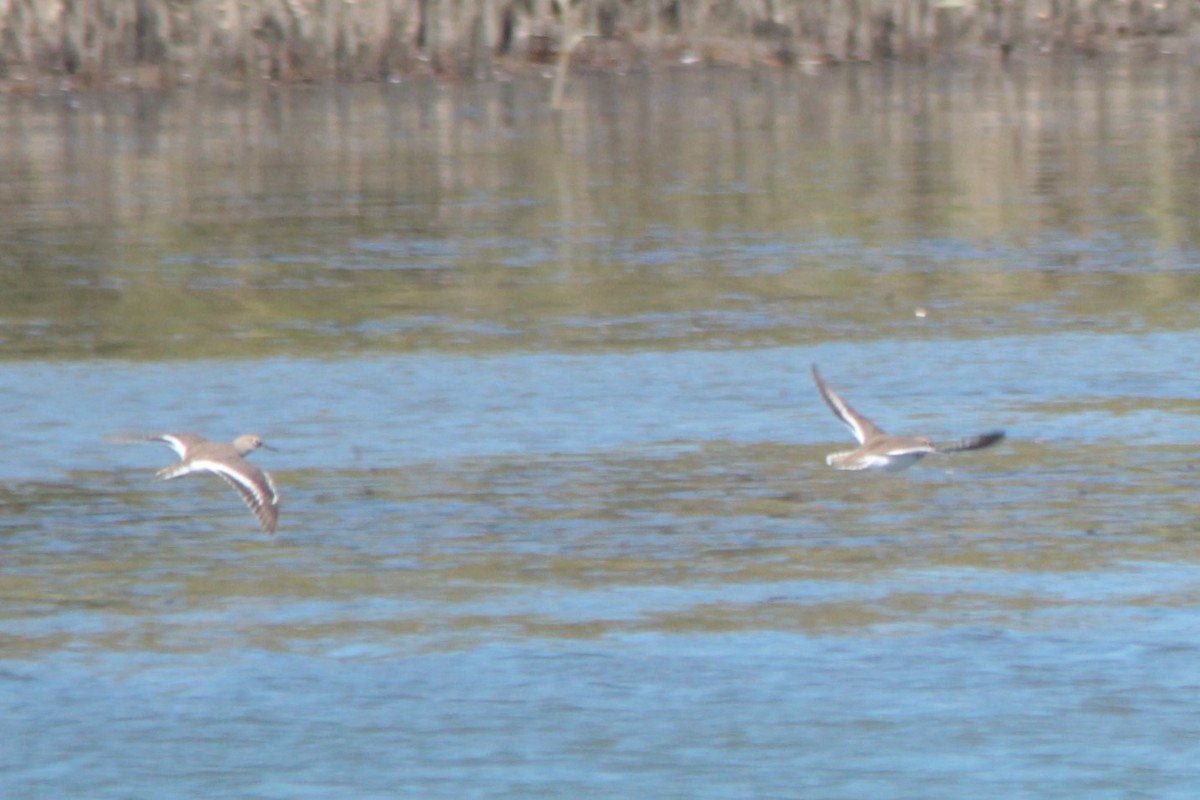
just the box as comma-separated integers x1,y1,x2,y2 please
824,386,868,444
188,459,278,507
160,435,190,459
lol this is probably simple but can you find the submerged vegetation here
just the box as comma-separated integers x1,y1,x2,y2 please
0,0,1196,87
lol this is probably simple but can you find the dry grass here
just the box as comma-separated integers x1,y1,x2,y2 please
0,0,1195,87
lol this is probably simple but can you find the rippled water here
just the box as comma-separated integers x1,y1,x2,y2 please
5,65,1200,797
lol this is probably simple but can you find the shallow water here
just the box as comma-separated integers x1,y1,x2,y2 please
5,65,1200,797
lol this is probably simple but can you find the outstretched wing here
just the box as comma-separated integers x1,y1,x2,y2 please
107,432,201,460
189,458,281,535
932,430,1006,454
811,364,886,444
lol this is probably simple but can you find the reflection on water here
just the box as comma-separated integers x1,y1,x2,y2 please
5,65,1200,797
4,66,1200,359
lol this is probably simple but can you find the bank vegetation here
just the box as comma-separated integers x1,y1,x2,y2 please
0,0,1195,87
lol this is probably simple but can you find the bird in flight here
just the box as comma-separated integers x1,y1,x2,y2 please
811,365,1004,471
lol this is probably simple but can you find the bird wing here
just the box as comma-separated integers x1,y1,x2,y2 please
189,458,281,535
932,431,1006,454
156,434,195,459
107,432,198,459
811,365,886,444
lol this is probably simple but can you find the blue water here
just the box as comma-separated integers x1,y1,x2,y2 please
7,66,1200,798
4,333,1200,797
5,329,1200,483
6,622,1200,799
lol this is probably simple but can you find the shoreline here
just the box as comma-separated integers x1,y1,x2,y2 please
0,0,1196,92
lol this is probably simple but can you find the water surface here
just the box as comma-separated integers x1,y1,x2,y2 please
4,65,1200,797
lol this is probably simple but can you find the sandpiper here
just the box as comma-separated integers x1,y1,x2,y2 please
811,364,1004,471
120,433,281,534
